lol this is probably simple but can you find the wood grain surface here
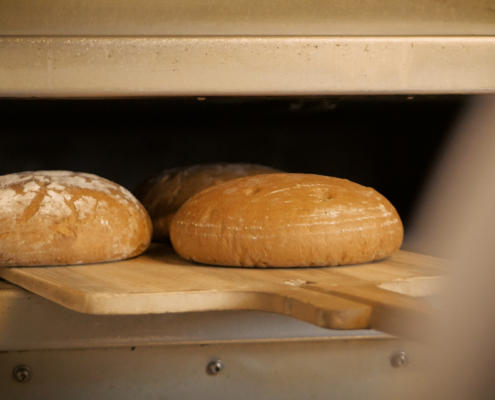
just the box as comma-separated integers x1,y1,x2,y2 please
0,244,446,337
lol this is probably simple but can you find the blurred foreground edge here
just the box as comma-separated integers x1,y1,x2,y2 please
411,96,495,400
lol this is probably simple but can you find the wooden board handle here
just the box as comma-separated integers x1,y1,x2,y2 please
258,288,372,330
324,285,434,341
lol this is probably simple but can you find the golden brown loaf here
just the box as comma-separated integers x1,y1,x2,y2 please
134,163,280,241
170,173,403,267
0,171,152,266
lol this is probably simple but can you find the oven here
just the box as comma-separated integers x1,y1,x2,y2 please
1,1,494,399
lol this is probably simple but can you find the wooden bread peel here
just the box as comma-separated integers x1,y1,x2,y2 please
0,244,445,341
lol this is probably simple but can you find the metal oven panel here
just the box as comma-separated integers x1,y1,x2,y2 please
1,336,421,400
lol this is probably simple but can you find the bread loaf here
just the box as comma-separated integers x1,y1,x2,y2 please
134,163,280,241
170,173,403,267
0,171,152,266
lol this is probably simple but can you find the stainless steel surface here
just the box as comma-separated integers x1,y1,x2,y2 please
1,36,495,97
0,281,385,352
391,351,409,368
207,360,224,376
0,339,425,400
1,0,493,36
12,366,32,383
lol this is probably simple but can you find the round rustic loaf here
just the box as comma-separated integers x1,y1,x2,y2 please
134,163,280,241
170,173,403,267
0,171,152,266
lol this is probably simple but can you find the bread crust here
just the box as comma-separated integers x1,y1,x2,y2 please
0,171,152,266
170,173,403,267
134,163,280,241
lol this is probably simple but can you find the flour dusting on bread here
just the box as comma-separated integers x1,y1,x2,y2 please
0,171,152,266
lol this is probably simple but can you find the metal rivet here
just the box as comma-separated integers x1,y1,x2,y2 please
207,359,223,376
391,351,408,368
13,365,32,382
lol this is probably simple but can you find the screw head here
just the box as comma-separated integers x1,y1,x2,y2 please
13,365,32,382
391,351,408,368
206,359,223,376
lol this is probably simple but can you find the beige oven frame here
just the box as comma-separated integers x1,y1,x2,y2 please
1,1,494,398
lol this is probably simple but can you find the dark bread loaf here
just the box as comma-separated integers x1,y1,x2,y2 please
170,173,403,267
134,163,280,241
0,171,152,266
